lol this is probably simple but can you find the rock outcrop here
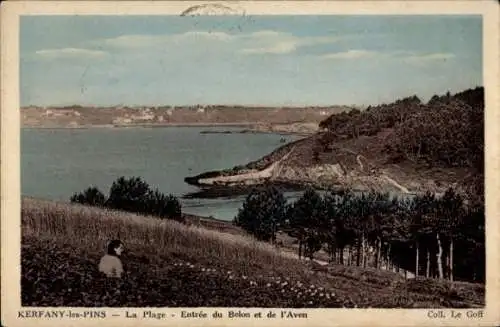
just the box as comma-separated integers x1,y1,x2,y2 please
184,136,461,196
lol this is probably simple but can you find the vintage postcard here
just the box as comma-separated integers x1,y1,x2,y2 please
1,1,499,326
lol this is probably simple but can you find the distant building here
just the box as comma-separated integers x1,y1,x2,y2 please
45,109,77,117
113,117,132,124
130,111,155,121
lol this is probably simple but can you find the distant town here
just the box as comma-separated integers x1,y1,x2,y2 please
21,104,358,133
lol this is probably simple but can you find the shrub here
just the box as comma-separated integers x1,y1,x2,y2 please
106,176,150,213
146,190,183,222
70,176,183,222
70,186,106,207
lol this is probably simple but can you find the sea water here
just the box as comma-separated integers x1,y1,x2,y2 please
21,126,302,221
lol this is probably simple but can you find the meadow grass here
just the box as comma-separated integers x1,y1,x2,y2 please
22,197,307,278
21,197,485,308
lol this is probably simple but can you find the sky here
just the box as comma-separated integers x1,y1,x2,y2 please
20,15,482,107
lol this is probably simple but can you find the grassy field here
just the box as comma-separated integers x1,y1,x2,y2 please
21,197,485,308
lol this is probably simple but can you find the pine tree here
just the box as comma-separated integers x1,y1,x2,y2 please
234,185,286,242
287,187,327,260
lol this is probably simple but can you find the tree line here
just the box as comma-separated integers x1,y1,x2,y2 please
71,176,485,283
70,176,183,222
234,185,485,283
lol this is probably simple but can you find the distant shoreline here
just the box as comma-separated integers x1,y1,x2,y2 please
21,106,338,133
21,123,316,136
21,122,259,129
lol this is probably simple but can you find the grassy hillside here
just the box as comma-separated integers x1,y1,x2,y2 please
21,197,484,308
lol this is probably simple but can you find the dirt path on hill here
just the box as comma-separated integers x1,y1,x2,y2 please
197,147,296,185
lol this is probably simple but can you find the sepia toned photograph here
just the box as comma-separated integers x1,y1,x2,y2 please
2,1,499,327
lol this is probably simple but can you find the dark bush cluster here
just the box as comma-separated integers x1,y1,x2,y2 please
70,176,183,222
319,95,422,139
385,96,483,169
318,87,483,172
235,186,485,284
70,186,106,207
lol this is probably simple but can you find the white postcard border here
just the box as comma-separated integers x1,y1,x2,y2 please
1,1,499,326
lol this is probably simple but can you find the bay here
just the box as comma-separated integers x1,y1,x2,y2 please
21,126,302,221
